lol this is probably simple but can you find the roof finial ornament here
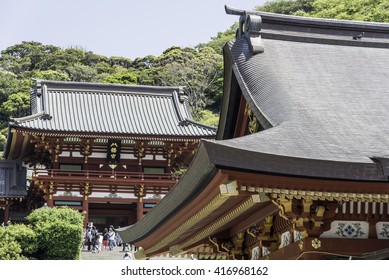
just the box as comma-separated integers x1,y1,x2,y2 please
225,5,264,54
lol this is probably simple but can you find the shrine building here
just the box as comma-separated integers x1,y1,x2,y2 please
2,80,216,228
0,160,26,224
118,6,389,260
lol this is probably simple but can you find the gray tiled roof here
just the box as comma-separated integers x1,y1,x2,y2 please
11,80,216,137
223,36,389,164
213,10,389,180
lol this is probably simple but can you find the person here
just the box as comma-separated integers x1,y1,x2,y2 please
91,226,98,253
97,232,103,253
115,231,122,247
85,228,93,251
108,228,116,251
123,251,132,260
122,242,130,252
102,228,109,250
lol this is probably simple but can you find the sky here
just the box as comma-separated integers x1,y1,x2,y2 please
1,0,267,60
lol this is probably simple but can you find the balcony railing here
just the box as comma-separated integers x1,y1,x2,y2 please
31,169,180,188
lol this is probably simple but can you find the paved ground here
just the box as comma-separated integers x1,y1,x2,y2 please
80,245,192,260
80,245,131,260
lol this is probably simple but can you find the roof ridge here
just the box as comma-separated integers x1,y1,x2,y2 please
180,119,217,131
258,11,389,31
33,79,185,96
225,5,389,50
11,111,45,124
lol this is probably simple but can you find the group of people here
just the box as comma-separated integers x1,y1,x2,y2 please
83,222,136,260
84,223,122,253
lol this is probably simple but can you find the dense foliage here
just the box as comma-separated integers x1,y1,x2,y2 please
0,207,84,260
0,226,28,260
26,206,84,260
258,0,389,21
1,224,38,258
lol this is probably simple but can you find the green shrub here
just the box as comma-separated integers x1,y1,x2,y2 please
2,224,38,257
0,228,27,260
26,206,84,260
37,221,83,260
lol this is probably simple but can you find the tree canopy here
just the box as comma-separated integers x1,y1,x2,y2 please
258,0,389,21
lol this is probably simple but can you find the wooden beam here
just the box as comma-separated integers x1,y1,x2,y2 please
226,202,279,238
223,170,389,197
265,237,389,260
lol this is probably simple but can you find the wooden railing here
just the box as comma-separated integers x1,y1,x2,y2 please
31,169,180,189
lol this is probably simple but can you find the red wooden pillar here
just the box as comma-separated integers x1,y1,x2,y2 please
83,195,89,228
137,199,144,222
3,200,11,223
46,181,54,207
82,182,90,228
46,194,54,207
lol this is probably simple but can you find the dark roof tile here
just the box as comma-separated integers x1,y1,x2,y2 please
12,80,216,137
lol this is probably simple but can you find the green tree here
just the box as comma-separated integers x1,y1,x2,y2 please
258,0,389,21
0,91,30,120
157,46,223,118
104,72,139,84
109,56,132,68
197,23,238,54
306,0,389,21
33,69,69,81
0,71,24,127
0,41,60,74
196,109,219,127
66,63,98,82
258,0,314,15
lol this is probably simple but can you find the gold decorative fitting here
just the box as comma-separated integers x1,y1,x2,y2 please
256,187,389,203
170,245,183,255
311,238,321,249
299,240,304,251
134,249,147,260
219,180,238,196
251,194,261,203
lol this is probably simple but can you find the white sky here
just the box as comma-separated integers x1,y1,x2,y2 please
1,0,267,60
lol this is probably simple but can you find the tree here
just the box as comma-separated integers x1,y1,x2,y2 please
157,47,223,118
197,23,238,54
307,0,389,22
104,72,139,84
0,91,30,120
258,0,389,21
257,0,314,15
32,70,69,81
0,71,21,121
0,41,60,74
66,63,98,82
196,109,219,127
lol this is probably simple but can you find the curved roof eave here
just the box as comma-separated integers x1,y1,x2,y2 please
203,139,387,182
117,143,219,244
